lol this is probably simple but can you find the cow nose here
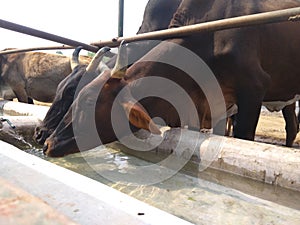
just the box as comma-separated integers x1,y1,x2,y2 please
42,143,49,154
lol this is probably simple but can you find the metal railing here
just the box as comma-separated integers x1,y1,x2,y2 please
0,7,299,54
91,7,300,47
0,19,99,52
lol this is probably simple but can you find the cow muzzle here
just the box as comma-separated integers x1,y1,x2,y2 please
43,136,79,157
42,138,62,157
34,126,51,145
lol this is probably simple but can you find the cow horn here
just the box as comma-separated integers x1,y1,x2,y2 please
70,46,83,70
86,46,111,73
111,40,128,79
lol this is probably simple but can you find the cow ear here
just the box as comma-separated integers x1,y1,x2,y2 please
121,101,161,135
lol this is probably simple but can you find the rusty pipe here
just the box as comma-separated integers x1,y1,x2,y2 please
91,6,300,48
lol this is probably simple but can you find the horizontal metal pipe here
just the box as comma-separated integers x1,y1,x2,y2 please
0,19,99,52
91,6,300,48
0,45,75,55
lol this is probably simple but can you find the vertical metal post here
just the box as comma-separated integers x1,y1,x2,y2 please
118,0,124,37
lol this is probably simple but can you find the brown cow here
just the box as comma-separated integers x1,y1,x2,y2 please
43,0,300,157
0,50,91,103
34,0,182,145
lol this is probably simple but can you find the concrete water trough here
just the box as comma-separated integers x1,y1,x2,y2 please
0,100,300,224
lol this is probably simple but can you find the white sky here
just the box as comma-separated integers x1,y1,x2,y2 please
0,0,149,52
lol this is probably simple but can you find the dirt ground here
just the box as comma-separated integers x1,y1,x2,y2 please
255,110,300,149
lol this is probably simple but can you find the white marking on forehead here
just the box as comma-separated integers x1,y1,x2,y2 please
263,95,300,112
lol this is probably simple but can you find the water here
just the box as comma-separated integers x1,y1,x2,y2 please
1,110,300,224
17,142,300,225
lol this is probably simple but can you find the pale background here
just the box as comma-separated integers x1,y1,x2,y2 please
0,0,149,52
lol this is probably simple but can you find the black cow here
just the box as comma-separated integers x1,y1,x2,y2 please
106,0,182,69
34,46,111,145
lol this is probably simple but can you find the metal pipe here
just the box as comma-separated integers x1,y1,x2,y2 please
0,46,75,55
92,6,300,48
0,19,99,52
118,0,124,37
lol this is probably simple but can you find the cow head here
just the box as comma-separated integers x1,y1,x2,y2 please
34,46,111,145
42,42,161,157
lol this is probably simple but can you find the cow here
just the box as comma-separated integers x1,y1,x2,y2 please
33,0,182,145
42,42,162,156
227,101,299,147
43,0,300,157
0,49,91,103
34,46,111,145
106,0,182,69
281,102,299,146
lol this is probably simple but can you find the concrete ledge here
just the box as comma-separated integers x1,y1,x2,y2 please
203,135,300,190
0,100,49,120
122,128,300,191
0,177,78,225
0,141,192,225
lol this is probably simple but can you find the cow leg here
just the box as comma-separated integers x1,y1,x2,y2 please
14,89,30,103
233,95,262,141
298,101,300,124
213,118,228,136
282,103,298,147
224,115,235,136
232,65,270,141
27,97,34,104
218,115,236,137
